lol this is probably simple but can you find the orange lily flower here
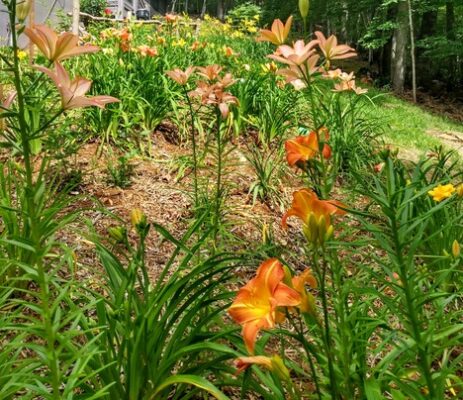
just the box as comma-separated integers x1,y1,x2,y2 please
269,39,319,67
228,259,301,354
332,72,368,95
283,189,345,228
257,16,293,46
282,189,346,244
24,24,99,62
314,31,356,65
166,67,196,86
285,128,331,167
35,63,119,110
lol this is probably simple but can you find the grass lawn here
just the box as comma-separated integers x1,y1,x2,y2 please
367,89,463,156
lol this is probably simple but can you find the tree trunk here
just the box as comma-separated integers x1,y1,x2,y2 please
200,0,207,17
391,0,409,93
72,0,80,35
446,0,456,87
216,0,224,20
407,0,416,102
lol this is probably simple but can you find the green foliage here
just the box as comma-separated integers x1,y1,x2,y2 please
81,0,108,16
226,2,262,26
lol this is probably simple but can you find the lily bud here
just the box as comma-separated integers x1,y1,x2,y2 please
131,208,146,228
16,0,32,22
108,226,127,243
270,355,291,381
452,240,460,258
299,0,309,19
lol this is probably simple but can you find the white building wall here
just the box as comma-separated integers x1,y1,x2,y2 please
0,0,73,46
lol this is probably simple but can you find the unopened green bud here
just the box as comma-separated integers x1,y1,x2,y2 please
108,226,127,243
299,0,309,19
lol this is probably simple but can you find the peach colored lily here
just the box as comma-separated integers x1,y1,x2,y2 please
197,64,223,81
35,63,119,110
269,39,319,67
282,189,346,229
333,72,368,94
228,259,301,354
24,24,99,62
136,45,158,57
314,31,356,65
166,67,196,86
285,128,331,167
189,72,238,118
257,16,293,46
278,54,320,89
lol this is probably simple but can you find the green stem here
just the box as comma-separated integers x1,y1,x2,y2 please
390,214,436,398
183,86,198,208
312,248,339,399
213,110,223,247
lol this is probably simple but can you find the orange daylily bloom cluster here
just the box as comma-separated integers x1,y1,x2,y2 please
285,128,331,167
228,259,301,353
25,25,118,111
24,24,99,62
257,16,293,46
117,28,132,52
282,189,346,244
35,63,119,110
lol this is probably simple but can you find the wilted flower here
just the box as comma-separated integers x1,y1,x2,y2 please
35,62,119,110
0,86,17,132
24,24,99,62
235,355,290,380
257,16,293,46
269,39,319,67
285,128,331,167
166,66,195,86
428,184,455,202
228,259,301,353
456,184,463,197
292,269,317,315
282,189,346,244
314,31,356,67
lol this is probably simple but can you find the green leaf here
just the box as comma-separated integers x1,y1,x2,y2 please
151,375,230,400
